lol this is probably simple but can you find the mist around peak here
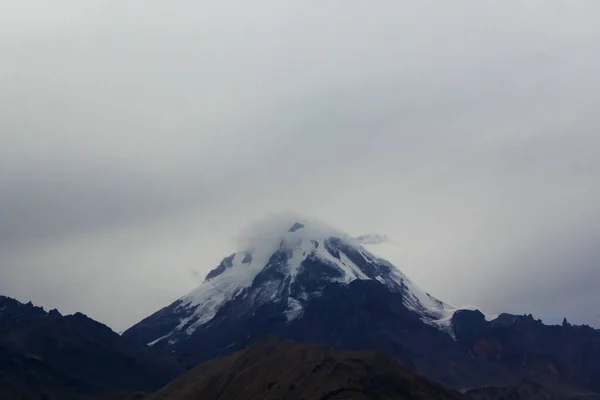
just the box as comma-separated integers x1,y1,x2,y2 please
234,212,353,253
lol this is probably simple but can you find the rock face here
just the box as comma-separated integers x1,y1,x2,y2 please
0,295,182,399
124,217,600,398
452,310,600,395
146,337,470,400
0,295,49,336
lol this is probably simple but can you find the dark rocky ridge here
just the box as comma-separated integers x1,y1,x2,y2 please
0,295,182,399
452,309,600,395
0,295,50,336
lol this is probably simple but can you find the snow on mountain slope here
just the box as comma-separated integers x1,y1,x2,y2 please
139,215,493,346
360,239,499,331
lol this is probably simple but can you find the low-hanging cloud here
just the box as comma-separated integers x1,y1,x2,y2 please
1,1,599,331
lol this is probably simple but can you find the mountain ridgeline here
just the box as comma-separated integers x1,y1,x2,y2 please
123,218,600,398
2,217,599,399
0,295,182,399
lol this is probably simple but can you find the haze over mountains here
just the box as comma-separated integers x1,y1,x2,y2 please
2,1,600,399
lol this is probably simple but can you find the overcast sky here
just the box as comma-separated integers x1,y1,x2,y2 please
1,1,599,332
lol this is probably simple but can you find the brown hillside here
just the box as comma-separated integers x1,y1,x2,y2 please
148,337,469,400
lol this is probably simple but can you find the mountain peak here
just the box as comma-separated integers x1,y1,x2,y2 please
235,214,353,252
288,222,305,232
181,216,366,334
127,215,498,349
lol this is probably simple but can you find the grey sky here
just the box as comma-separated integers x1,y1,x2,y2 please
1,1,599,331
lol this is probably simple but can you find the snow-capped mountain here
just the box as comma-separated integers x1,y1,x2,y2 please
123,216,600,392
124,217,490,349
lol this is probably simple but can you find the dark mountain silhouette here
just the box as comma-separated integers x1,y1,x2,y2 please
452,310,600,397
0,295,182,399
0,295,49,336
